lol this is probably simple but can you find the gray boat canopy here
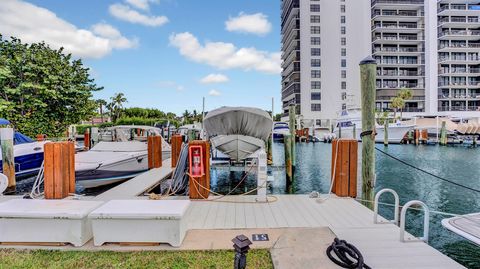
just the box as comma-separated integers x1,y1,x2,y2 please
204,106,273,142
204,107,273,161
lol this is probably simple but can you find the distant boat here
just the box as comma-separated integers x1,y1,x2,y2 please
273,122,289,142
334,109,415,143
204,107,273,162
75,126,171,188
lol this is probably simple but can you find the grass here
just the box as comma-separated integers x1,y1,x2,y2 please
0,249,273,269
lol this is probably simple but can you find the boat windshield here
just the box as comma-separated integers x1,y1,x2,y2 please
337,121,354,128
14,132,35,145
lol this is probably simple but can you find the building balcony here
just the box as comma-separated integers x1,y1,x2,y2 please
439,68,480,75
438,16,480,27
372,36,424,44
438,106,480,112
372,0,424,9
372,23,424,33
438,43,480,51
373,47,424,55
377,71,424,77
438,94,480,100
438,4,480,16
377,83,423,89
438,56,480,63
438,30,480,40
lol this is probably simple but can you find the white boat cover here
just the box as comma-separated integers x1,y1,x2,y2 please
442,213,480,245
204,107,273,161
204,107,273,142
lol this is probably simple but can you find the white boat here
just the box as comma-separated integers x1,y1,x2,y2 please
204,107,273,162
273,122,289,142
75,126,171,188
442,213,480,246
334,109,415,143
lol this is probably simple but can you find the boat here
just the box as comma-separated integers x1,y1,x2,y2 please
442,213,480,246
204,107,273,162
0,119,47,178
273,122,289,142
334,109,415,143
75,126,171,188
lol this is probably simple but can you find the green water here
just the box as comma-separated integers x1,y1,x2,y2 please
211,142,480,268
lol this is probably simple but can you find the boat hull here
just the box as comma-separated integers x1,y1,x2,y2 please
335,125,414,143
0,141,47,179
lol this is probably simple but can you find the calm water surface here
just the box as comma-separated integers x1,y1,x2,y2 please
211,142,480,268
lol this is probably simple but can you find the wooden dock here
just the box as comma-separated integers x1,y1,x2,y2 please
94,158,173,201
182,194,464,269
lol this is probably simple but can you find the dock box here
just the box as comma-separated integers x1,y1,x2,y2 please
0,199,103,246
88,200,190,247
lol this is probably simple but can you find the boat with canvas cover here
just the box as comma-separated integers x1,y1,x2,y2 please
75,125,171,188
0,119,47,178
203,107,273,162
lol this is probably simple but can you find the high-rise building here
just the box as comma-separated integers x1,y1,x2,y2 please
281,0,480,124
280,0,371,126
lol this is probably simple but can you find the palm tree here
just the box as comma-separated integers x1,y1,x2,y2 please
398,88,413,119
391,97,405,120
96,99,107,123
107,93,127,123
182,110,191,124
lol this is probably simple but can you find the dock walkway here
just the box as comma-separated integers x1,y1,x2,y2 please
94,159,173,201
183,194,464,269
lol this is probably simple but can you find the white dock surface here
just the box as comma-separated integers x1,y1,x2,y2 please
94,159,173,201
183,195,464,269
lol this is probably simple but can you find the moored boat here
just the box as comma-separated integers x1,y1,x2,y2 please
273,122,289,142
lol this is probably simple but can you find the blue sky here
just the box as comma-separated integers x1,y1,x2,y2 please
0,0,281,115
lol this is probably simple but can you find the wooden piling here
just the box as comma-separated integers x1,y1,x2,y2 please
188,140,210,199
43,141,75,199
84,128,90,150
359,56,377,209
171,135,183,168
440,121,447,146
331,139,358,198
352,124,357,140
384,120,389,146
0,128,16,193
147,136,163,169
267,135,273,165
414,129,419,146
288,105,296,171
284,134,293,193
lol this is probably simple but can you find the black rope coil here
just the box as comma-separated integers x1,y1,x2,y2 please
326,238,371,269
360,130,377,138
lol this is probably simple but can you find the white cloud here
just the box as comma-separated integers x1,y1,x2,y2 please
109,3,168,27
225,12,272,36
169,32,281,74
0,0,137,59
208,89,221,96
156,81,184,91
91,23,139,49
200,74,229,84
125,0,159,11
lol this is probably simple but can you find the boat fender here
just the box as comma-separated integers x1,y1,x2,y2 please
326,237,371,269
309,191,320,198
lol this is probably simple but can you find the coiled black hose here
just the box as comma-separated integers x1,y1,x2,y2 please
326,238,371,269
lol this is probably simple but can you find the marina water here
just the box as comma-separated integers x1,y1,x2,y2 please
211,142,480,268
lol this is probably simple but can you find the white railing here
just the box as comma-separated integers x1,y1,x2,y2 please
400,200,430,243
374,189,399,225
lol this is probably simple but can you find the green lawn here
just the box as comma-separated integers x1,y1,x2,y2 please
0,249,273,269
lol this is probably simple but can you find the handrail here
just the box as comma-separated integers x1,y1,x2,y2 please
373,188,399,225
400,200,429,243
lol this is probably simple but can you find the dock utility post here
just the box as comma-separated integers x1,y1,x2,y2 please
256,151,268,202
188,140,210,199
91,127,99,147
400,200,430,243
373,188,399,225
0,128,15,193
44,142,75,199
84,128,90,150
359,56,377,208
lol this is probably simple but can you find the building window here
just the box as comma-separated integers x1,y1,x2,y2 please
341,5,346,13
311,26,321,34
341,59,346,67
310,4,320,12
311,92,321,100
342,103,347,110
311,70,321,78
341,81,347,90
341,26,346,35
311,37,321,45
311,48,321,56
341,70,347,78
311,15,321,23
341,16,346,24
311,104,322,111
316,119,322,126
311,81,321,89
341,37,346,45
311,59,321,67
341,48,346,56
341,92,347,100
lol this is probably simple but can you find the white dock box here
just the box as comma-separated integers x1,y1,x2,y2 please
0,199,103,246
89,200,190,247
